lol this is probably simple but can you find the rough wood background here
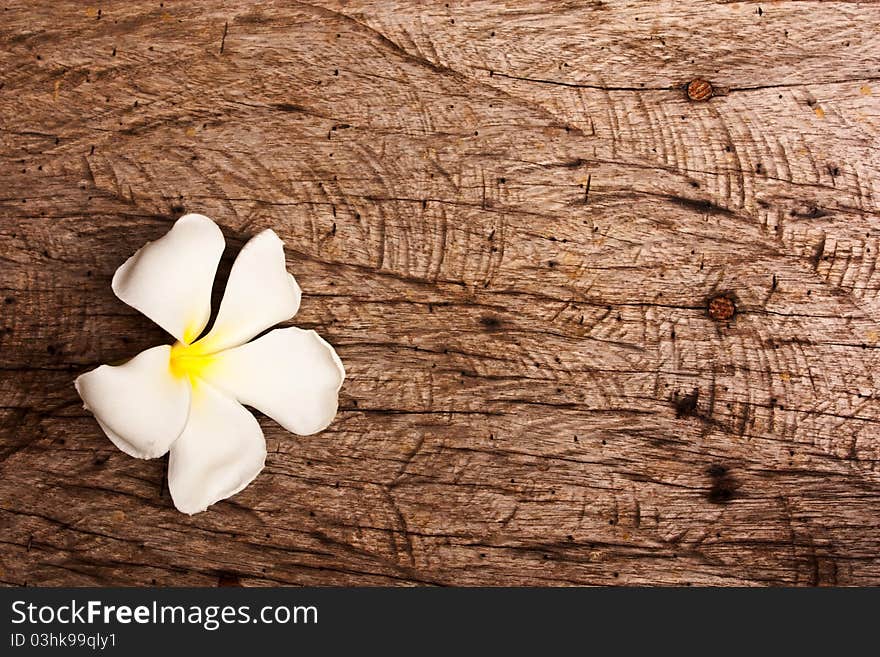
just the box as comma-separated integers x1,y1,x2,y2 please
2,0,879,586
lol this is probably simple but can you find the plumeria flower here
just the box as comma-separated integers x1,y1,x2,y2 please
75,214,345,514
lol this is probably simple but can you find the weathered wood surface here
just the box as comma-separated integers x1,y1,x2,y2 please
1,0,879,586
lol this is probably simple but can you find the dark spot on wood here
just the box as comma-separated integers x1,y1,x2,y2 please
674,388,699,418
273,102,308,113
93,453,110,465
666,194,734,217
217,572,242,587
479,314,502,331
170,204,185,214
809,235,826,270
707,294,736,321
790,204,830,220
686,78,713,101
220,21,228,54
4,296,15,304
706,464,739,504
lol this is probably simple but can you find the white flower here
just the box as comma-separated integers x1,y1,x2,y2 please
74,214,345,514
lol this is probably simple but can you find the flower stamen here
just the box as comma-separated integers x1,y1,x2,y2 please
169,341,219,384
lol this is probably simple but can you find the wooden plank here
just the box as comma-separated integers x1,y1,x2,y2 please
1,0,879,586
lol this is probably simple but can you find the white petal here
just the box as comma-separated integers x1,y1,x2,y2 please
198,229,301,352
112,214,225,344
200,327,344,435
74,345,191,459
167,381,266,514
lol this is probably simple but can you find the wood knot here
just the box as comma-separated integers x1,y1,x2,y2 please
674,388,700,418
217,572,242,587
479,314,503,331
706,464,739,504
686,78,713,101
707,294,736,321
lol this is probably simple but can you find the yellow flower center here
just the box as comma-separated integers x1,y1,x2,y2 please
169,340,219,385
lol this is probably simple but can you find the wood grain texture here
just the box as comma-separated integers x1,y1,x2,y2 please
1,0,879,586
